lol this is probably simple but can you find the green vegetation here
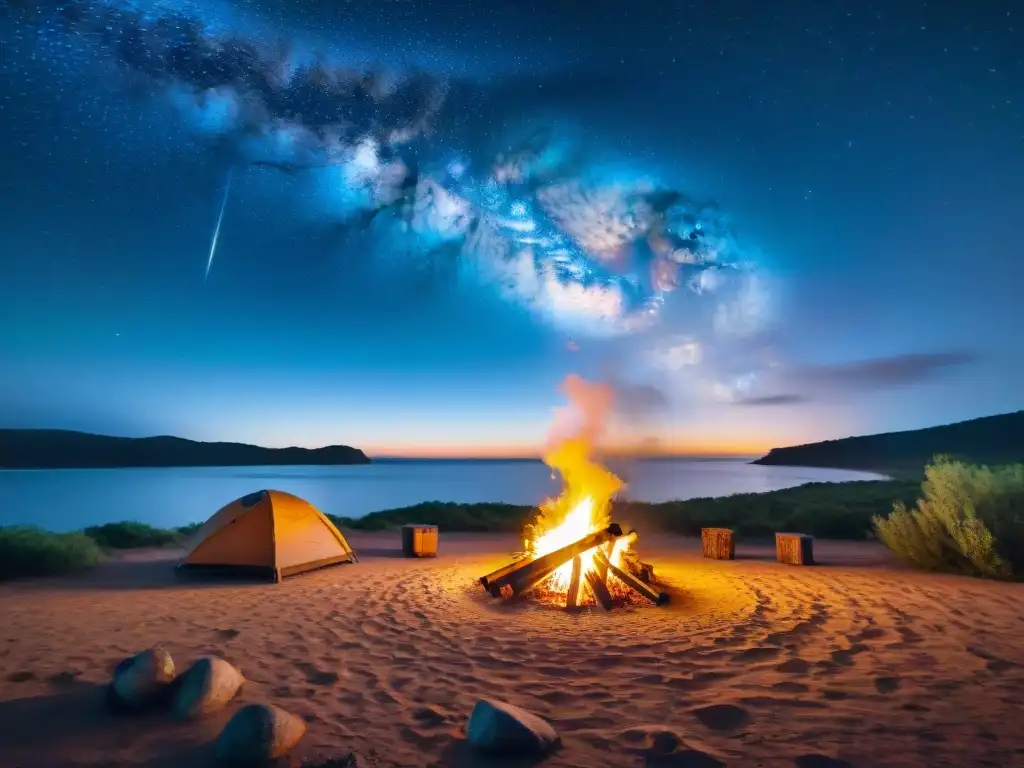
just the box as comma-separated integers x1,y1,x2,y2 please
5,461,1020,581
329,479,923,540
328,501,533,533
874,457,1024,579
0,520,203,581
84,521,193,549
0,527,104,581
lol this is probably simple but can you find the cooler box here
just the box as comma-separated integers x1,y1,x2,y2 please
402,524,439,557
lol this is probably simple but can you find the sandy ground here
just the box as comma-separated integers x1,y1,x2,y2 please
1,533,1023,768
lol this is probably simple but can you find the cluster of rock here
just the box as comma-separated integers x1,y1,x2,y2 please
107,647,305,762
109,648,576,764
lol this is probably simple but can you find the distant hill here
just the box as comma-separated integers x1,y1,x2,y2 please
0,429,370,469
753,411,1024,473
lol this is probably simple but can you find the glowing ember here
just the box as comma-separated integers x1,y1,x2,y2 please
521,437,639,606
478,374,667,610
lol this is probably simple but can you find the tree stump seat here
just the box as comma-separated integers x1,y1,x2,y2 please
701,528,735,560
775,532,814,565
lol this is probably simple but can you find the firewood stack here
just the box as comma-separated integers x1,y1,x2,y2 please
479,524,668,611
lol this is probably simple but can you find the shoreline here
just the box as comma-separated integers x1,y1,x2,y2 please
1,477,921,581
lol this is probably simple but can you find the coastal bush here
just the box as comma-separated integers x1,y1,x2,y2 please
608,480,919,540
330,501,534,533
873,458,1024,578
84,521,188,549
175,522,203,538
0,526,104,580
333,480,921,540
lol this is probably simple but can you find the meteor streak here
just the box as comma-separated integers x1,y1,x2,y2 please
204,168,234,282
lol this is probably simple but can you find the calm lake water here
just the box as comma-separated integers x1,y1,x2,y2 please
0,459,885,532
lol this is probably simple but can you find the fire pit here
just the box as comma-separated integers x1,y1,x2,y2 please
479,437,669,611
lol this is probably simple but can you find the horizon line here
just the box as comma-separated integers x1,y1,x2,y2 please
367,451,762,461
0,426,770,458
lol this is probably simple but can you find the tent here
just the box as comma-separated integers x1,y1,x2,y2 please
179,490,357,581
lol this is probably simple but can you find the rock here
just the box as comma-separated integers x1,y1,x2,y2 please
215,703,306,763
466,699,559,755
107,647,176,712
619,725,725,767
172,657,245,720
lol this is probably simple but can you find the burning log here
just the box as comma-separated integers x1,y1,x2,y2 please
479,522,662,610
479,560,526,592
584,569,613,611
565,557,583,610
485,523,623,599
595,551,669,606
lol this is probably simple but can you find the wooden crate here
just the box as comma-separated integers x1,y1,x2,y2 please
775,532,814,565
701,528,735,560
401,524,439,557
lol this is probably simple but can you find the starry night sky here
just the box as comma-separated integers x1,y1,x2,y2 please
1,0,1021,457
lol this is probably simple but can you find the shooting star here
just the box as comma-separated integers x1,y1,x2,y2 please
204,168,234,282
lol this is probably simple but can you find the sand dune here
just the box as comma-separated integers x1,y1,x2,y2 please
2,533,1023,767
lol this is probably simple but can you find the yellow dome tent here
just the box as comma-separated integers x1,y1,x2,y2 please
179,490,357,581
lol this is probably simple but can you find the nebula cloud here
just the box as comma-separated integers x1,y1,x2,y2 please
10,0,770,340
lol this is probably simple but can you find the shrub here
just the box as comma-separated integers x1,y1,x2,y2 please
336,480,923,540
339,501,533,533
873,457,1024,578
84,521,186,549
0,526,104,580
175,522,203,538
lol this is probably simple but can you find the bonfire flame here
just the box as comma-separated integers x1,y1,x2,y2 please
523,436,636,605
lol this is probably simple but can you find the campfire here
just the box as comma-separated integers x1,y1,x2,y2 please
480,436,668,610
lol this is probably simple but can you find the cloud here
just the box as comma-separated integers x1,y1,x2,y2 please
726,351,979,406
734,394,810,406
795,352,979,390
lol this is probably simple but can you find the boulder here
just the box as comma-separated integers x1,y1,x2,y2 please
107,647,176,712
466,699,559,755
215,703,306,763
172,657,245,720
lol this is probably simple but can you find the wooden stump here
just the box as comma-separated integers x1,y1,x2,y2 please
775,532,814,565
701,528,735,560
402,524,439,557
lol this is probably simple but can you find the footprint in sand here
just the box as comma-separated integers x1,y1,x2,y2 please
829,643,869,667
294,661,340,686
776,658,811,674
388,675,414,691
537,689,574,705
850,626,887,641
48,670,82,688
874,676,901,694
795,755,853,768
412,705,448,726
692,703,752,732
820,688,851,701
215,628,240,640
6,670,36,683
737,646,782,663
966,645,1019,673
896,626,922,644
772,681,809,694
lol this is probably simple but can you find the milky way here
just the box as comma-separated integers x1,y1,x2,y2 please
8,0,766,339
